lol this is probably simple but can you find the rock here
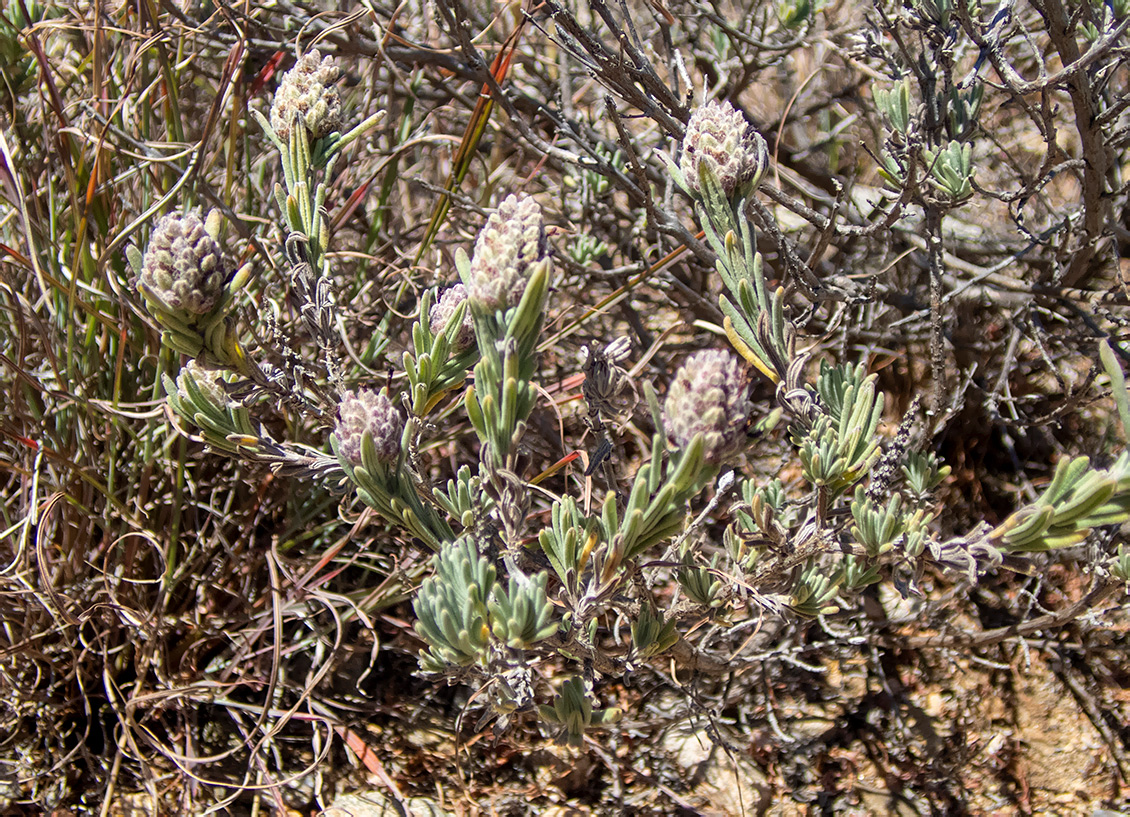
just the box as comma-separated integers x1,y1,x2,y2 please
662,726,772,815
323,791,449,817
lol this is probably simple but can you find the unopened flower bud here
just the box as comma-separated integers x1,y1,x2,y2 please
680,100,769,199
176,360,231,409
270,50,342,142
429,284,475,350
139,212,230,315
664,350,752,464
334,389,403,465
465,194,547,312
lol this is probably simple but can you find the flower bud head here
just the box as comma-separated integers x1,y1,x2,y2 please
139,212,230,315
680,100,769,198
465,194,547,312
428,284,474,350
664,350,752,464
334,389,403,465
176,360,231,409
270,50,342,142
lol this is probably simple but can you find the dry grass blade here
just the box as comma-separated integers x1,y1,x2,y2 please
413,5,529,264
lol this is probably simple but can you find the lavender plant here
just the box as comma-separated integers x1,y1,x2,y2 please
137,41,1130,754
9,0,1130,807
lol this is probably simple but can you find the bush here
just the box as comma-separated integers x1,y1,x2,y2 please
2,0,1129,811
